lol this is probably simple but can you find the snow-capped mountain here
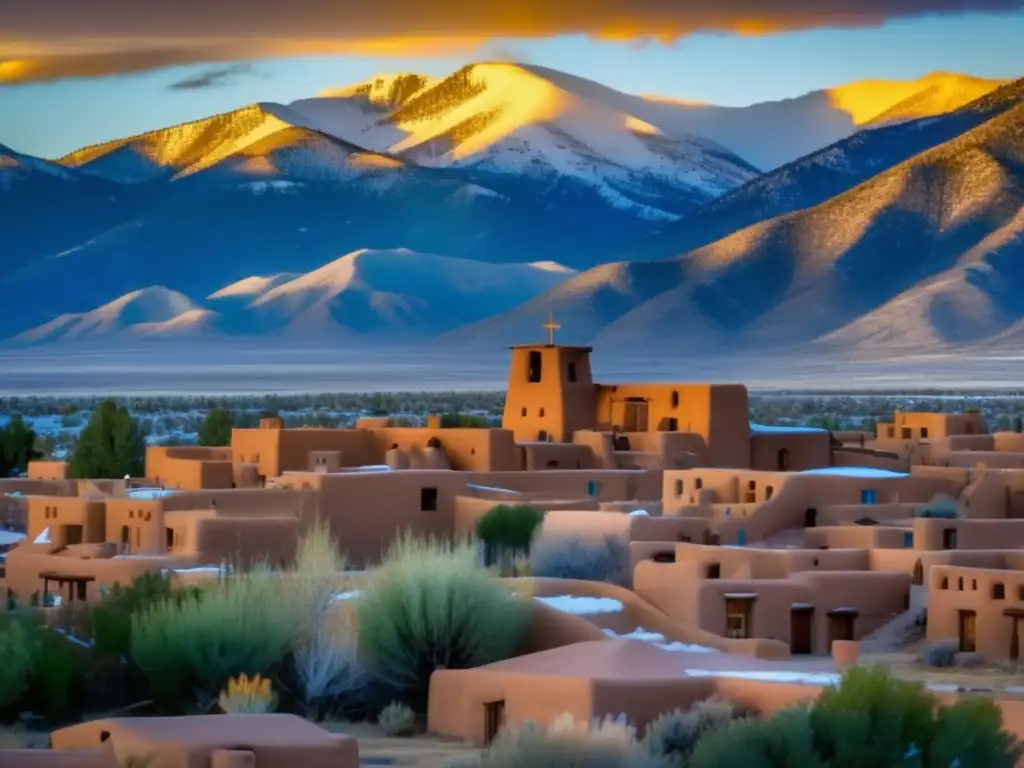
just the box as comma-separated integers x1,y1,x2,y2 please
287,63,760,220
450,80,1024,356
16,287,219,343
13,250,577,341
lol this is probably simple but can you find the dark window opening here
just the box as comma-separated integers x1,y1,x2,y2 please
695,478,704,490
652,551,676,563
546,460,560,468
521,407,527,417
665,417,679,432
567,362,577,382
165,527,174,550
902,427,912,439
706,563,721,579
421,488,438,511
921,427,929,439
528,351,542,383
671,390,680,408
674,479,683,496
765,486,774,500
63,525,84,545
993,583,1006,599
539,408,545,417
777,449,790,471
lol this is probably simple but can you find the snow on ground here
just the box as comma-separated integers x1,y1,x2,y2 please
127,488,177,499
332,590,361,601
0,530,26,546
534,595,624,614
603,626,717,653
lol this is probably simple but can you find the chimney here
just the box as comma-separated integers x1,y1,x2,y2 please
260,416,283,430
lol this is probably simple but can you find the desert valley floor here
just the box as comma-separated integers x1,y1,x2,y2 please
2,340,1024,395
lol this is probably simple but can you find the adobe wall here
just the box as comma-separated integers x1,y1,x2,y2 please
231,427,283,478
27,461,69,481
817,503,919,526
26,497,106,545
693,570,910,653
995,432,1024,452
914,517,1024,551
3,547,180,604
452,496,595,542
927,564,1024,659
519,578,787,657
0,478,77,497
805,525,911,550
146,446,235,490
520,441,596,471
371,427,521,472
191,516,299,568
750,431,832,472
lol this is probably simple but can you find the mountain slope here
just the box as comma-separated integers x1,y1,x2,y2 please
57,103,316,184
0,143,145,282
623,77,1024,263
15,287,218,342
455,86,1024,353
241,249,576,336
12,251,577,342
288,62,759,220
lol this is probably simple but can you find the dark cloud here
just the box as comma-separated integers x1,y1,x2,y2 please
2,0,1021,84
168,62,256,90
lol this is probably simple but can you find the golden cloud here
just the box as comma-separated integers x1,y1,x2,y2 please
1,0,1021,84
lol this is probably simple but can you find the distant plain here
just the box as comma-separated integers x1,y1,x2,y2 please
2,340,1024,396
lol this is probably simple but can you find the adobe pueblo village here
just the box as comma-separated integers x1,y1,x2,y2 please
5,332,1024,766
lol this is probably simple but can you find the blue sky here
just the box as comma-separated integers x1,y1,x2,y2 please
2,10,1022,159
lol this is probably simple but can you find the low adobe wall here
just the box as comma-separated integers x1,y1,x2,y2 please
518,577,789,658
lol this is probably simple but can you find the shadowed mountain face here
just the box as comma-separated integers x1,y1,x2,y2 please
0,67,1018,352
454,80,1024,356
13,250,577,342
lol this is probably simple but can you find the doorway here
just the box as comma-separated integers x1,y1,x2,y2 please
790,607,814,654
943,528,958,550
62,525,84,545
777,449,790,471
483,700,506,745
804,508,818,528
827,610,857,648
725,597,755,639
623,399,649,432
958,610,977,653
912,559,924,586
1007,610,1024,661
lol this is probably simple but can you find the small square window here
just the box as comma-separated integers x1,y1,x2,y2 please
993,583,1006,600
421,487,438,511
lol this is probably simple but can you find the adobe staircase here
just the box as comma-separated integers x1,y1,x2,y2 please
857,583,929,654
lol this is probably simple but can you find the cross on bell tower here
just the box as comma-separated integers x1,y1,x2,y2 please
542,310,561,346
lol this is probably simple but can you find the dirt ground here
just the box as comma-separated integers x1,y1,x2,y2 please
0,721,482,768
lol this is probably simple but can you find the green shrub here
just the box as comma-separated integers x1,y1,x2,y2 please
641,697,742,767
356,533,532,709
472,714,660,768
378,701,417,736
130,565,294,708
92,571,187,656
0,619,33,709
689,707,826,768
288,521,367,717
810,665,937,767
476,504,544,566
930,696,1024,768
25,628,80,720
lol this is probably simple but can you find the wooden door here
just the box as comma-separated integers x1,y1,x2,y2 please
790,608,813,654
483,700,506,745
828,612,856,647
958,610,976,653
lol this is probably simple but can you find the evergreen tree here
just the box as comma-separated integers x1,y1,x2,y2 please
198,408,234,447
69,400,146,479
0,415,41,477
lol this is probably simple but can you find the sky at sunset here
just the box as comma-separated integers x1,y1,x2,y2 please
2,6,1023,159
